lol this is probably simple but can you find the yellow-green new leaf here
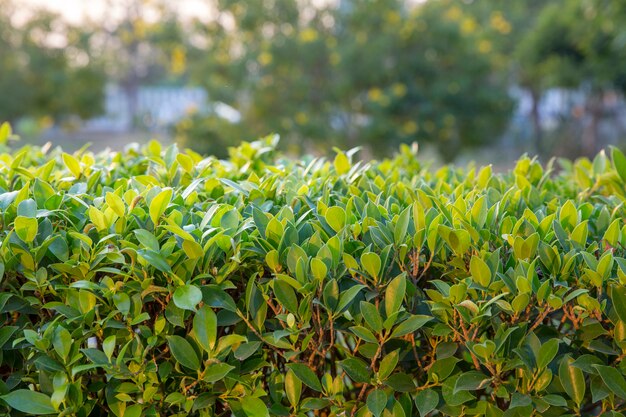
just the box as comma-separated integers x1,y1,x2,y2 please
150,188,173,225
62,152,81,178
14,216,38,243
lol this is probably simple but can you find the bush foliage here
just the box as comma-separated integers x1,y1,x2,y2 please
2,128,626,416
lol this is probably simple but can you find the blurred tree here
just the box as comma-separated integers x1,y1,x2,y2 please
517,0,626,156
182,0,513,160
94,0,190,127
0,1,106,124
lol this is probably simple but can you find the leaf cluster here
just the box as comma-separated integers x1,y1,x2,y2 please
1,135,626,416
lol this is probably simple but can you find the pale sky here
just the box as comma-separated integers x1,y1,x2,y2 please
18,0,214,24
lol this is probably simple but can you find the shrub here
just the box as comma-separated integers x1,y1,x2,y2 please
2,129,626,416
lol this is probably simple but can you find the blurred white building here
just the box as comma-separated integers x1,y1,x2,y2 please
84,84,209,132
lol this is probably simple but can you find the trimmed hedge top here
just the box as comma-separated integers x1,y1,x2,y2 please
2,134,626,417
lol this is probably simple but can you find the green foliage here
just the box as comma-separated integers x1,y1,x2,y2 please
0,1,105,123
3,132,626,416
182,0,512,160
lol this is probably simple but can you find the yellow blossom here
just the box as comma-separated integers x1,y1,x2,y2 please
295,112,308,125
490,12,512,34
367,88,384,102
478,40,492,54
392,83,407,97
444,6,463,21
259,52,273,66
299,28,318,43
402,121,418,135
171,46,186,75
460,18,477,35
385,11,401,25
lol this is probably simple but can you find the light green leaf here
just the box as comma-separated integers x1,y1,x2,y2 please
193,305,217,352
334,151,350,175
537,339,559,370
470,256,491,287
385,274,406,318
240,397,269,417
14,216,38,243
361,252,381,279
62,152,81,177
559,355,585,407
360,301,383,334
149,188,173,225
173,285,203,311
326,206,346,233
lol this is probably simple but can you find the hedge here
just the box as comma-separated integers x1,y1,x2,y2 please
2,130,626,416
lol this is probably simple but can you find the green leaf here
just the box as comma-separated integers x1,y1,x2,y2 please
360,301,383,334
274,279,298,314
311,258,328,282
612,286,626,323
414,388,439,417
167,335,200,370
341,357,371,383
350,326,378,344
173,285,203,311
62,152,81,177
361,252,381,279
203,362,235,383
385,274,406,318
559,355,585,407
334,151,350,175
367,389,387,417
285,369,302,408
454,371,490,393
193,305,217,352
378,350,399,380
134,229,160,252
17,199,37,217
537,339,559,370
105,192,125,216
183,240,204,259
14,216,38,243
1,390,56,415
149,188,173,225
594,365,626,399
88,207,107,232
336,284,365,313
103,335,115,361
612,146,626,183
138,249,171,273
240,397,269,417
390,315,432,338
0,326,17,349
325,206,346,233
470,256,491,287
0,122,11,144
287,363,323,392
52,326,72,361
394,206,411,245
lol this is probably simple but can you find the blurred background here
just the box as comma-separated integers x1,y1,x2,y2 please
2,0,626,165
